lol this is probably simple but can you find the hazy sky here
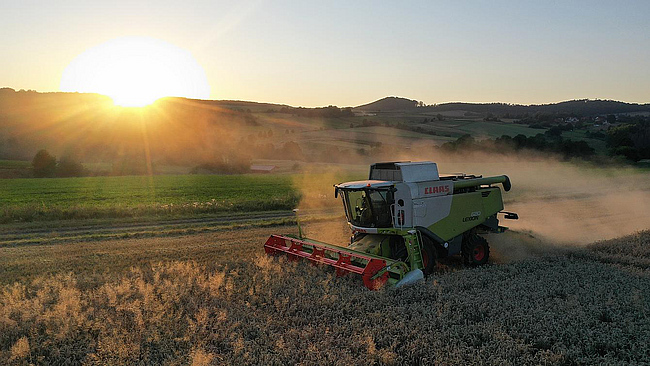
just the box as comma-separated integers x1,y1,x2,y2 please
2,0,649,107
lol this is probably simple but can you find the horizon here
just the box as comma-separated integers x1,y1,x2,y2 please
2,1,649,107
2,87,649,109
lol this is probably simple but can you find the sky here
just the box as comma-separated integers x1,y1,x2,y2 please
2,0,649,107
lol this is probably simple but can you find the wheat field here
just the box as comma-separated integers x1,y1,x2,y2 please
1,226,648,365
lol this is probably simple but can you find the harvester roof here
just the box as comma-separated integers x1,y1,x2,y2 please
335,180,394,190
336,161,442,190
369,161,440,182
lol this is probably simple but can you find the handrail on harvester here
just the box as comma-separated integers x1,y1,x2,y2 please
264,234,392,290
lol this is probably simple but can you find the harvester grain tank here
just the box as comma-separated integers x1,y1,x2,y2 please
264,161,518,289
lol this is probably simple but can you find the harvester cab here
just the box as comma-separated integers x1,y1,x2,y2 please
264,161,518,290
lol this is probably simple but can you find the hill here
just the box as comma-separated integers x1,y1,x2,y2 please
354,96,650,116
0,89,373,174
429,99,650,116
354,96,420,112
0,89,291,167
1,88,647,173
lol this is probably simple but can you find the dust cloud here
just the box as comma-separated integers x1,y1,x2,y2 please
463,158,650,246
291,164,355,245
290,140,650,257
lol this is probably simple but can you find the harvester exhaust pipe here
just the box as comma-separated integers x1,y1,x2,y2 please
452,175,511,192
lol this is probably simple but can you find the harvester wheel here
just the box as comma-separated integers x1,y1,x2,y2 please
462,234,489,266
420,236,437,276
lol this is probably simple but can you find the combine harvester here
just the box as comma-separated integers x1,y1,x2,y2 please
264,161,518,289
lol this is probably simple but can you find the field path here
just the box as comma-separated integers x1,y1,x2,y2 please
0,209,342,246
0,224,299,286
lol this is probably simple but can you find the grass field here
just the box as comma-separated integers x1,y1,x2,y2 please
0,161,30,169
1,224,648,365
0,160,31,179
562,130,608,155
290,118,545,152
418,119,544,139
0,174,299,223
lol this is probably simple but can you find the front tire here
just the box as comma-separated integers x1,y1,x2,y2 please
462,234,489,266
420,236,437,276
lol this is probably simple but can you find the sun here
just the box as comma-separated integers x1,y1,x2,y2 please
60,36,211,107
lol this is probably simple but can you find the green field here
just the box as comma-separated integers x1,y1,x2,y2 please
426,119,544,139
0,160,31,179
562,130,608,154
288,118,545,151
0,160,30,169
0,174,299,222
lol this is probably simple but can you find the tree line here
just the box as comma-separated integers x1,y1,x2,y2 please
440,132,595,160
605,118,650,162
31,150,87,178
275,105,354,118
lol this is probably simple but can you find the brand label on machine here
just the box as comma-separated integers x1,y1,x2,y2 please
419,182,452,197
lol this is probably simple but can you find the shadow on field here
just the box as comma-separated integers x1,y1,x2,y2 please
486,230,568,264
300,216,568,269
432,230,566,273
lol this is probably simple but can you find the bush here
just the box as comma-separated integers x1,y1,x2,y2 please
190,155,251,174
31,149,57,177
57,156,86,177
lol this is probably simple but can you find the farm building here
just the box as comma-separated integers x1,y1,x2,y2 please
250,165,276,174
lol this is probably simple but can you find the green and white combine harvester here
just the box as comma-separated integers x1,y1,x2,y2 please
264,161,518,289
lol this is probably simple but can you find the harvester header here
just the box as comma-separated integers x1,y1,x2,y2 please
264,161,518,289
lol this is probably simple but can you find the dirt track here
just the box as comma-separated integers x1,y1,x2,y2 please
0,207,352,246
0,224,296,286
0,210,333,247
